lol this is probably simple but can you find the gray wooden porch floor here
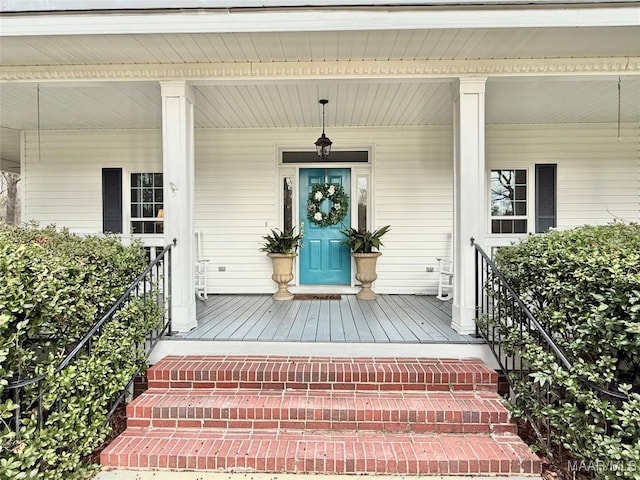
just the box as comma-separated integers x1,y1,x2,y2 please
182,294,482,344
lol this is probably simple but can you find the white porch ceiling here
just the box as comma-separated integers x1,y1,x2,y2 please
2,27,639,66
2,77,639,132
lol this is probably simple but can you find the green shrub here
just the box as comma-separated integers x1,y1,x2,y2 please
486,223,640,479
0,224,162,479
495,223,640,387
0,224,148,380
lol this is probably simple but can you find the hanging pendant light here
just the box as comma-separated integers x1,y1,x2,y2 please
314,99,332,160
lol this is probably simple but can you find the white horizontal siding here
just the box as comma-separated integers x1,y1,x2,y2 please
22,130,162,233
195,129,275,294
23,129,162,233
486,124,640,249
194,126,454,294
373,126,453,293
21,123,639,296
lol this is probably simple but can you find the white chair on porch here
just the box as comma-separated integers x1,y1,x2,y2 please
436,233,453,301
195,230,209,300
436,257,453,301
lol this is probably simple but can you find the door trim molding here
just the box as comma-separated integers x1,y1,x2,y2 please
276,148,374,288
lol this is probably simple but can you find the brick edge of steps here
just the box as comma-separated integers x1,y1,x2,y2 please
147,356,498,392
101,428,542,476
125,389,517,435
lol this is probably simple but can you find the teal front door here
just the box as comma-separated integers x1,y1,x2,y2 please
299,168,351,285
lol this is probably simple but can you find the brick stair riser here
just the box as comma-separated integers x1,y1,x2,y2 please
125,393,516,434
106,454,535,475
101,430,540,475
146,357,498,392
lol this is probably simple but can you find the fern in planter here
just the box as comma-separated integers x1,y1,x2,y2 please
260,228,301,254
260,227,301,300
340,225,391,300
340,225,391,253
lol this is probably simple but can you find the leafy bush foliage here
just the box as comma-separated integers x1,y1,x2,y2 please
0,223,148,380
0,224,162,479
488,223,640,479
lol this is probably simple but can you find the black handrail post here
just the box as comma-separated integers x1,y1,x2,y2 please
472,238,480,337
167,238,175,336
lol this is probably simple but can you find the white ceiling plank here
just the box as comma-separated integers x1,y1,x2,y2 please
246,33,279,63
130,34,185,64
199,34,237,63
165,34,210,64
227,85,262,128
2,28,639,66
223,86,256,127
372,31,402,61
343,31,371,61
193,88,216,127
443,29,487,61
224,33,263,64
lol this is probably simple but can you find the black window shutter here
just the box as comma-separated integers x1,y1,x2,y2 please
102,168,123,234
535,164,557,233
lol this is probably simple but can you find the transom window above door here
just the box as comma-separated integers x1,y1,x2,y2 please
490,169,527,234
131,173,163,234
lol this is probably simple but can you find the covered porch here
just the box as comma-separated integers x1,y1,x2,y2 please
1,2,639,343
149,294,494,365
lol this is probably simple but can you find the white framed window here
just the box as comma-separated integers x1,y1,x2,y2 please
130,173,163,234
283,176,294,232
490,169,528,234
356,173,369,231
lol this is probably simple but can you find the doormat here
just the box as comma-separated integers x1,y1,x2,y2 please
293,294,342,300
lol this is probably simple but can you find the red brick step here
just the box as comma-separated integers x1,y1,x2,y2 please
126,388,516,434
102,428,540,475
101,355,540,476
147,356,498,392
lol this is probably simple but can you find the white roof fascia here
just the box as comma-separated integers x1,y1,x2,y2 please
2,0,639,12
1,6,639,36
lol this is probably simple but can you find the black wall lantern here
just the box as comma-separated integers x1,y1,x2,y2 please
314,99,332,160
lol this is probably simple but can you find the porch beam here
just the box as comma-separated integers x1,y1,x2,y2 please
451,77,486,336
161,80,197,333
2,57,639,83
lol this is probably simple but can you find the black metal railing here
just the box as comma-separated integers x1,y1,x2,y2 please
471,238,626,452
5,240,175,437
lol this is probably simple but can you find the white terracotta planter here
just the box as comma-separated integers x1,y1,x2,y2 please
267,253,297,300
352,252,381,300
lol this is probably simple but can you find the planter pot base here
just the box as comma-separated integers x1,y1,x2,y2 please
356,287,377,300
273,288,294,301
268,253,297,301
352,252,381,300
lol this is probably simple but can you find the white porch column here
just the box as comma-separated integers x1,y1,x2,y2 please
160,80,196,333
451,77,486,335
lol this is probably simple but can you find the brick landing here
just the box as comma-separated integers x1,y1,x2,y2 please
101,356,540,476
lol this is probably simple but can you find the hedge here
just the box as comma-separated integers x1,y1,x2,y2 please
488,223,640,479
0,224,163,479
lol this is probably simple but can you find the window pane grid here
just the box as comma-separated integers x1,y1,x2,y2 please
491,169,527,234
131,172,163,234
